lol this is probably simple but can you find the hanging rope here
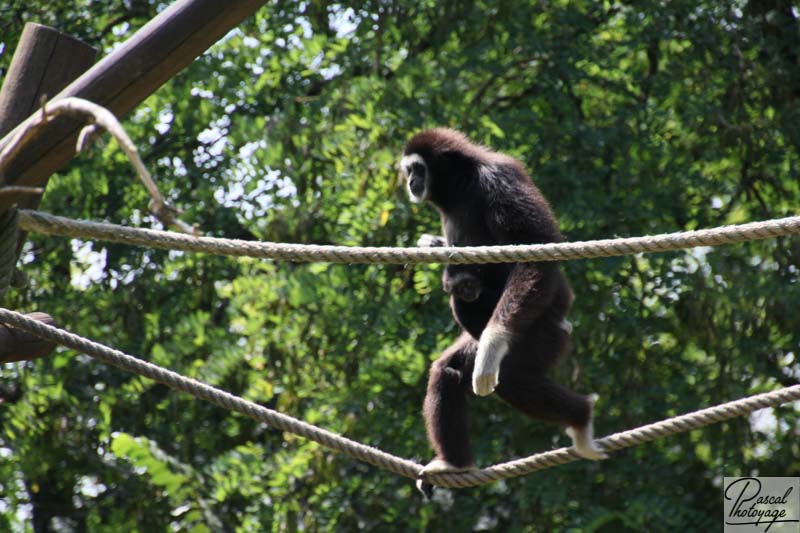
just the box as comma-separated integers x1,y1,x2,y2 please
17,209,800,264
2,307,798,488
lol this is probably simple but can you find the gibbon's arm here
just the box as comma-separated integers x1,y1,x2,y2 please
488,261,561,331
473,172,564,396
472,261,561,395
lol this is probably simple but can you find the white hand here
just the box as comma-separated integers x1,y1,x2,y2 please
417,234,445,248
472,324,510,396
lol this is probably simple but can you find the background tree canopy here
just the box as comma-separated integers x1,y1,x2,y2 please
1,1,799,531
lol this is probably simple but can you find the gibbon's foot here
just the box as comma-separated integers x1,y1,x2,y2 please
472,324,510,396
419,458,476,475
415,459,476,499
566,393,608,460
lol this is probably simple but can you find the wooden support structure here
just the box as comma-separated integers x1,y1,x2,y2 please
0,24,96,137
0,0,268,212
0,0,267,360
0,23,97,208
0,23,95,361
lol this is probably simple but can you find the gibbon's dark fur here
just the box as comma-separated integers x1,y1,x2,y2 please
442,265,510,338
404,128,592,470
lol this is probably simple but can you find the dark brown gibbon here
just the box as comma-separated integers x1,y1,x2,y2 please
402,129,606,493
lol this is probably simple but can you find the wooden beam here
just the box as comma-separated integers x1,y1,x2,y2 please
0,0,267,212
0,312,57,363
0,23,97,209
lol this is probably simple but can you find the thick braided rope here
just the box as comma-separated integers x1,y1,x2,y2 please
18,209,800,264
441,385,800,487
0,308,421,481
3,308,800,488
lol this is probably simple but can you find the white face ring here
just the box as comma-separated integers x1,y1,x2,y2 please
401,153,428,203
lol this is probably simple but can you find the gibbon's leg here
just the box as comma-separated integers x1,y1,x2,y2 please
421,331,478,472
495,367,607,460
565,393,607,460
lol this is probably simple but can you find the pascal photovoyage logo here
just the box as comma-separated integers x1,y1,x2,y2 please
724,477,800,532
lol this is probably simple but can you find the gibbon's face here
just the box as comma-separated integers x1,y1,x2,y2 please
400,153,429,203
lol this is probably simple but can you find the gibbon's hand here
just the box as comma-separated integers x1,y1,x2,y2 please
472,324,510,396
417,234,446,248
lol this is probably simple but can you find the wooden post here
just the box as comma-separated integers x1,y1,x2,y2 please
0,23,96,138
0,23,97,209
0,23,95,361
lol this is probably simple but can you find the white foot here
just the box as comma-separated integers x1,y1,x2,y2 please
419,458,475,476
415,459,476,498
472,324,510,396
566,393,608,460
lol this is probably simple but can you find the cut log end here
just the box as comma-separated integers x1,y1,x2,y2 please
0,311,57,362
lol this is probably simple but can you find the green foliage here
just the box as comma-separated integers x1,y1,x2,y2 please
2,1,799,530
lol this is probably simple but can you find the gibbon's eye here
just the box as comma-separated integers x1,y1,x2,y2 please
403,161,426,180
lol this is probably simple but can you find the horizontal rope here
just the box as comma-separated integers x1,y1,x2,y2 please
3,307,799,488
0,308,421,480
18,209,800,264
